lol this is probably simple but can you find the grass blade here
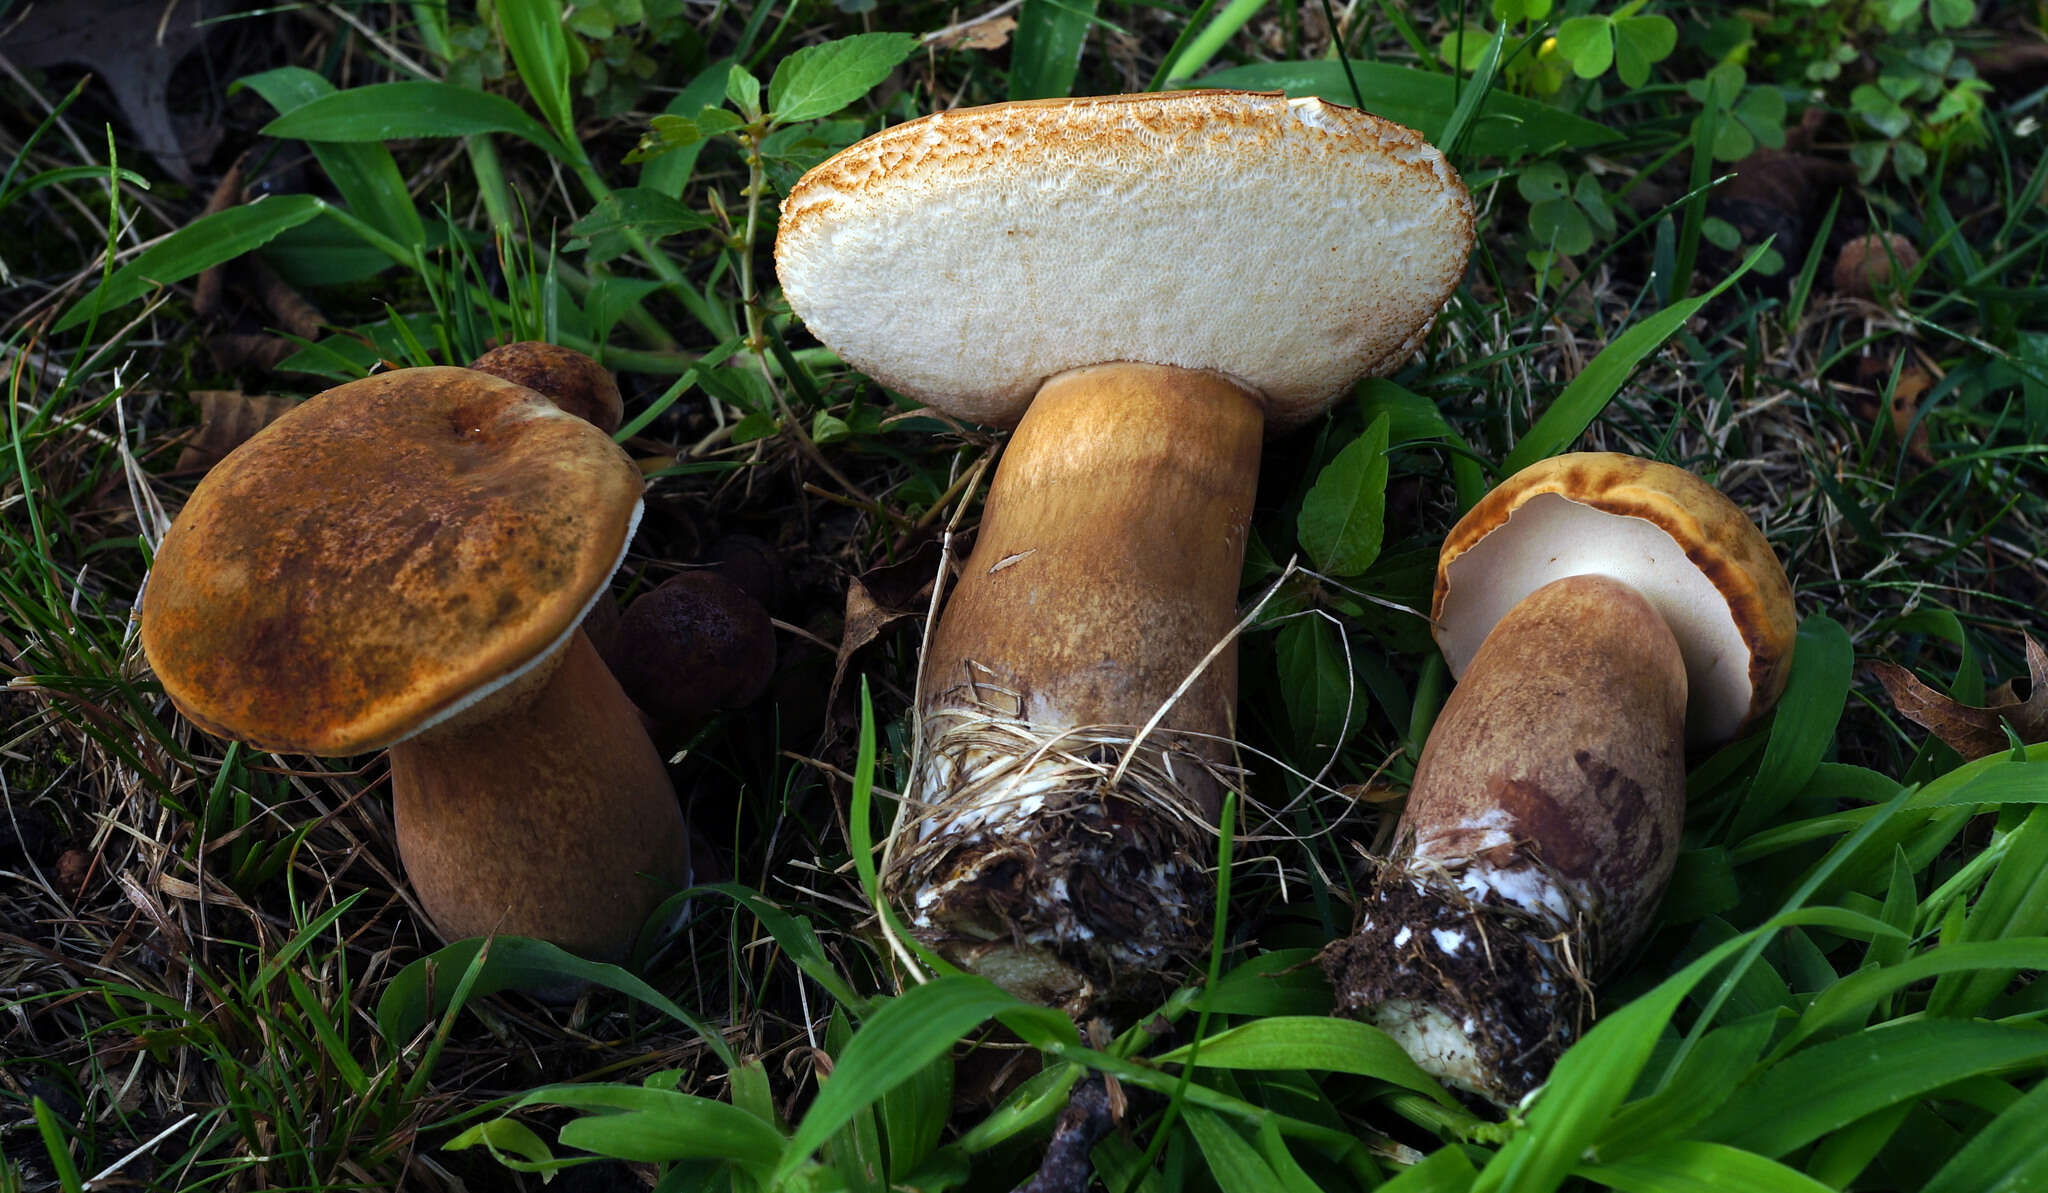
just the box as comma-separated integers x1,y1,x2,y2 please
53,195,324,332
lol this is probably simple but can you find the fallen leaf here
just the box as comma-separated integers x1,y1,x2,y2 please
174,390,298,473
1870,636,2048,759
1887,362,1935,464
826,577,916,718
927,13,1016,52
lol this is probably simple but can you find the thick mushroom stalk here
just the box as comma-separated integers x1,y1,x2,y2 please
893,364,1260,1012
776,90,1475,1015
139,363,690,966
1321,575,1685,1102
1321,452,1797,1106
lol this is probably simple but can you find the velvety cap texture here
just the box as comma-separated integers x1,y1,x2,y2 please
775,90,1475,429
141,367,644,755
1432,453,1797,745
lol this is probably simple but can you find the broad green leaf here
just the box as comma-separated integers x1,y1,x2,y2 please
1926,806,2048,1017
1923,1075,2048,1193
690,883,864,1010
954,1064,1081,1154
1595,1013,1777,1160
879,1049,952,1179
1382,1145,1479,1193
262,82,565,156
1612,17,1678,89
776,976,1077,1184
642,62,738,197
1474,910,1890,1193
236,67,424,247
1554,17,1613,79
1581,1140,1833,1193
512,1084,785,1171
1298,413,1391,576
769,33,917,124
1197,949,1333,1017
443,1118,563,1173
1184,1107,1288,1193
1199,60,1619,159
727,64,763,118
1276,615,1367,753
1010,0,1099,101
1730,614,1854,840
1700,1019,2048,1157
496,0,575,145
375,936,733,1067
1500,244,1768,474
1157,1016,1456,1105
54,194,325,332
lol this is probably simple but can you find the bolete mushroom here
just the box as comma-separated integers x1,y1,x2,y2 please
776,90,1474,1013
139,365,691,963
1320,452,1797,1105
469,340,626,433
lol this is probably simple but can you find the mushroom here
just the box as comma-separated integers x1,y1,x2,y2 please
605,570,777,750
1320,452,1797,1106
775,90,1474,1013
469,340,626,433
139,365,691,963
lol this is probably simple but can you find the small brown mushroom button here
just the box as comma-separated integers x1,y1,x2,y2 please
1321,452,1797,1106
777,90,1475,1015
139,365,690,964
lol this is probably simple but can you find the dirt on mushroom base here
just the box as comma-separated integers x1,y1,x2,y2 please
887,697,1242,1015
1320,860,1595,1106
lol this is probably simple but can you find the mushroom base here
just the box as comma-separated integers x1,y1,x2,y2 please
1319,865,1591,1108
889,717,1223,1017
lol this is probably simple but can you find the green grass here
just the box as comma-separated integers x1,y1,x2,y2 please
3,0,2047,1190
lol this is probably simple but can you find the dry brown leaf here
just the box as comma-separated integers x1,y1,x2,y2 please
1888,363,1935,464
826,577,916,717
174,390,298,473
1871,636,2048,759
927,13,1016,51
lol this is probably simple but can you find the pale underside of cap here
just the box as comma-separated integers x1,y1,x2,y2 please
775,90,1475,429
1432,453,1797,746
140,367,645,756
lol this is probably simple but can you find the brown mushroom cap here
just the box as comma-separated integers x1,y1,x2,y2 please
469,341,626,433
140,367,645,755
776,90,1474,430
1432,453,1796,746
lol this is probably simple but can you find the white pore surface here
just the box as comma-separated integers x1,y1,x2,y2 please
1436,493,1753,744
775,92,1473,428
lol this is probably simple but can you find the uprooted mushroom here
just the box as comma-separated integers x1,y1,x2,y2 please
140,359,692,965
1321,452,1798,1106
775,90,1474,1014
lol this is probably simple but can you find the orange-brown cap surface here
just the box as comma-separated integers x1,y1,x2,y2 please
141,367,644,755
1432,453,1796,745
776,90,1474,430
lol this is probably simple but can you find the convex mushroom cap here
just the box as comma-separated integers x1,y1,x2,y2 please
776,89,1475,429
1432,452,1797,745
141,366,644,754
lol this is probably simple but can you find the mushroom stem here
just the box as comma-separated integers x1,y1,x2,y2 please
890,362,1262,1014
1321,574,1687,1105
390,629,692,962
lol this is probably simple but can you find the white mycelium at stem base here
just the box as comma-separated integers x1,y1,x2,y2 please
775,89,1475,1015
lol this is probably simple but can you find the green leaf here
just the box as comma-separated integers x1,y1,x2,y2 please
1156,1016,1456,1105
54,194,325,332
1785,939,2048,1051
1184,1107,1288,1193
1200,60,1619,159
726,63,763,118
1530,198,1594,255
1500,244,1768,473
513,1084,786,1171
775,976,1077,1184
497,0,576,145
1612,17,1678,88
1010,0,1099,100
768,33,917,124
1517,160,1571,204
1277,615,1367,753
374,936,734,1068
443,1118,562,1172
1700,1020,2048,1157
1595,1013,1777,1159
1581,1140,1834,1193
261,82,565,156
1553,16,1613,79
235,67,425,247
1923,1075,2048,1193
1729,615,1854,841
1297,413,1391,576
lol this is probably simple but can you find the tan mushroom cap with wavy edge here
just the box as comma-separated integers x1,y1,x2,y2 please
774,89,1475,429
140,367,646,755
1431,452,1797,746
